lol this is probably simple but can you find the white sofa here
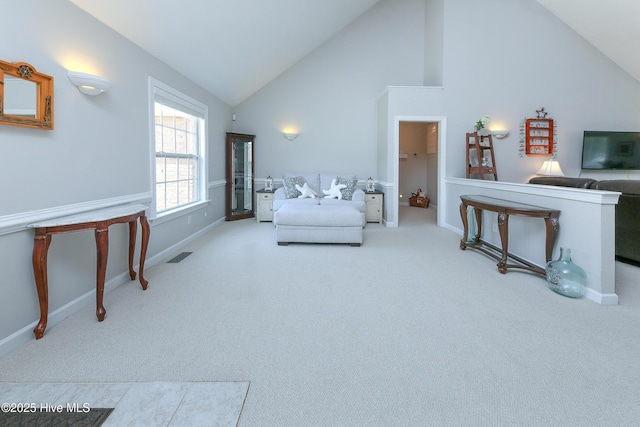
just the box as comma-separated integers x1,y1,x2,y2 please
272,173,366,215
272,173,366,245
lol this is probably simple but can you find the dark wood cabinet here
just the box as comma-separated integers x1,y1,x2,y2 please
226,132,255,221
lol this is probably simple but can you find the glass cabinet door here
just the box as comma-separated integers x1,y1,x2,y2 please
226,132,255,220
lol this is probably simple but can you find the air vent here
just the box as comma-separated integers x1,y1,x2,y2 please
167,252,193,263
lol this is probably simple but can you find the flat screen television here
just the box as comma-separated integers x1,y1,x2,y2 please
582,131,640,170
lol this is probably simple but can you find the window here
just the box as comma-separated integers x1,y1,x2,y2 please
149,78,207,219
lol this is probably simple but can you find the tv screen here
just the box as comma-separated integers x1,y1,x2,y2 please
582,131,640,170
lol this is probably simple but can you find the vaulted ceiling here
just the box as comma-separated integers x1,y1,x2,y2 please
69,0,382,106
536,0,640,85
69,0,639,107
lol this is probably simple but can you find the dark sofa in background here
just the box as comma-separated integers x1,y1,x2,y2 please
529,177,640,266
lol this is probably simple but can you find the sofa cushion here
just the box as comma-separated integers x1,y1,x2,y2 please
273,185,322,211
590,180,640,195
528,176,596,189
274,204,363,227
320,197,366,213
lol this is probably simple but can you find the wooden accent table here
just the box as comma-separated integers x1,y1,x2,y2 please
459,195,560,276
28,204,150,339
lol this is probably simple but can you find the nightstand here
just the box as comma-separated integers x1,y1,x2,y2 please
256,189,275,222
365,191,383,223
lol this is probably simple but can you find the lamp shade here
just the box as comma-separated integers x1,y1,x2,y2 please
537,159,565,176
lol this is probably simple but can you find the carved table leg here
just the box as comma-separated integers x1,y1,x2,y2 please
32,231,52,339
138,213,150,290
545,212,561,262
128,219,137,280
497,211,509,274
95,222,109,322
473,207,484,244
459,202,468,249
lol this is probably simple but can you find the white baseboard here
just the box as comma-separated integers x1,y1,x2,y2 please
584,288,619,305
146,217,224,265
0,216,225,358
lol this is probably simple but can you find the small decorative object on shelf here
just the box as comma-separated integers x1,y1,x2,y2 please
545,247,587,298
366,177,375,192
474,115,490,133
265,175,273,192
409,189,429,208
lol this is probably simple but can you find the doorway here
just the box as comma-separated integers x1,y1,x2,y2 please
392,116,446,227
398,121,438,225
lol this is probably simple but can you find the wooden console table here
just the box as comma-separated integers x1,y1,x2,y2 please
28,204,150,339
459,195,560,276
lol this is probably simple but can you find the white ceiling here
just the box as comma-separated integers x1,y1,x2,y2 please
69,0,639,107
69,0,382,106
536,0,640,83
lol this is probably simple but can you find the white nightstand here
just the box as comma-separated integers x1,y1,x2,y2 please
365,191,383,224
256,189,275,222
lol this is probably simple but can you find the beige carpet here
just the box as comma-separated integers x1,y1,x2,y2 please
1,207,639,426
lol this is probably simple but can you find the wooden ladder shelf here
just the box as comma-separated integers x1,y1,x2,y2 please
466,132,498,180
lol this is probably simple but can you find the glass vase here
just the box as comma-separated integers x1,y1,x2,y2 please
545,247,587,298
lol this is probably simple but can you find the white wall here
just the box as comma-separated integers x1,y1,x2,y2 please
0,0,231,354
232,0,426,183
423,0,444,86
381,0,640,228
439,0,640,183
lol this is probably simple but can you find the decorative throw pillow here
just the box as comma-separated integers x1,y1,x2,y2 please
337,177,358,200
283,176,305,198
295,182,317,199
322,178,347,199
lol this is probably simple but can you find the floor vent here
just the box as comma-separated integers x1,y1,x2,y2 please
167,252,193,263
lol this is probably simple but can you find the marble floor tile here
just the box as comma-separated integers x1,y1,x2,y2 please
0,382,249,427
170,382,249,427
102,382,192,426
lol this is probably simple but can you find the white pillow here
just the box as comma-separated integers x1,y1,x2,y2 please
295,182,317,199
322,178,347,199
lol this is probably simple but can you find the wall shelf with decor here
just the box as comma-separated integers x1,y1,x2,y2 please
525,118,554,156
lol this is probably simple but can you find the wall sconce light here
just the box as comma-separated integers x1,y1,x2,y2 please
67,71,111,95
491,129,510,139
536,158,565,176
283,132,299,141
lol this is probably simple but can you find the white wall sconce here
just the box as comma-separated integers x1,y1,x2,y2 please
67,71,111,95
491,129,510,139
536,158,565,176
283,132,299,141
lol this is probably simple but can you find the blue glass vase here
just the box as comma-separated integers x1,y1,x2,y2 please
545,247,587,298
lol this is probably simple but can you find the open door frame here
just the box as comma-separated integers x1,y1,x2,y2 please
392,116,447,227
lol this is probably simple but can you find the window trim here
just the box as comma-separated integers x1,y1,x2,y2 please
148,77,209,222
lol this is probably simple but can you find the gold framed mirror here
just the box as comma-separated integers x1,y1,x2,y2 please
0,60,54,130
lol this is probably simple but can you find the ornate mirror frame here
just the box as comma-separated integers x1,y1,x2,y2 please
0,60,54,130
